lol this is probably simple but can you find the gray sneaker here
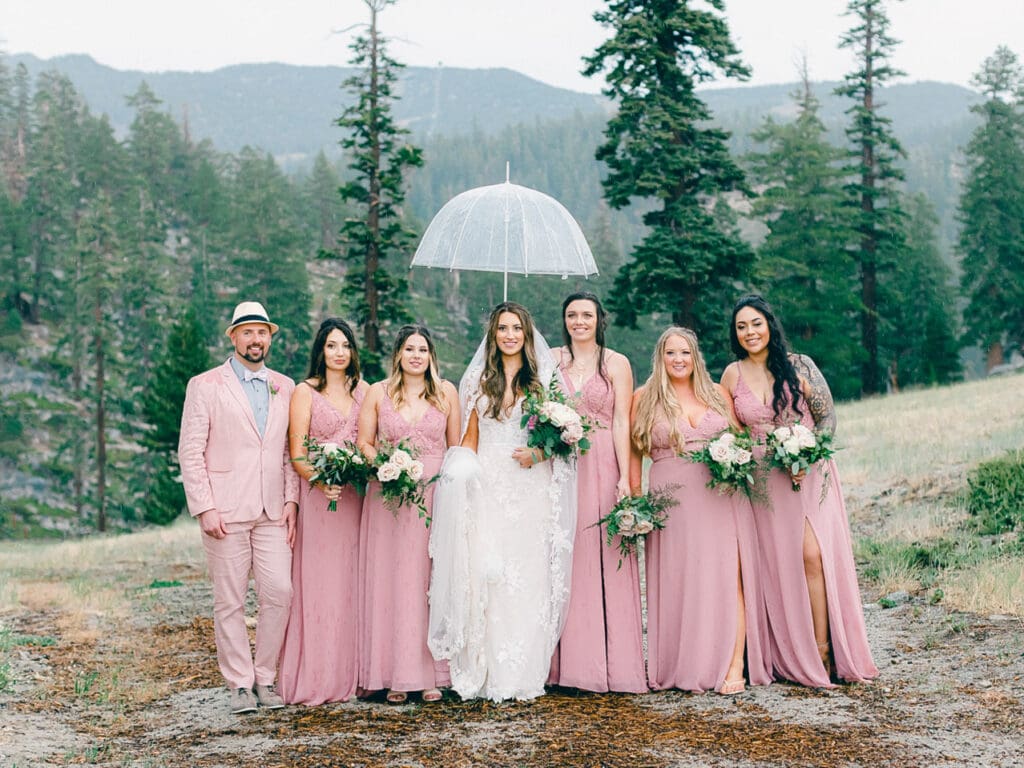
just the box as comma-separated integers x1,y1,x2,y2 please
253,683,285,709
230,687,258,714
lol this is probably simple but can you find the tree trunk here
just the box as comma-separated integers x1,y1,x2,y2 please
986,341,1004,373
94,300,107,533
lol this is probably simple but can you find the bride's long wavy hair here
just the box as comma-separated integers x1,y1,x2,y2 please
632,327,727,456
479,302,542,420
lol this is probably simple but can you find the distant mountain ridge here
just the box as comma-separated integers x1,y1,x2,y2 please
8,53,609,160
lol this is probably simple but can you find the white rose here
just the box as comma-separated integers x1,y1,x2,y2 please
541,402,577,428
772,426,793,442
390,449,413,470
719,432,736,445
634,519,654,535
408,461,424,481
783,437,802,456
709,441,732,463
352,454,364,465
793,424,817,449
734,448,753,465
561,422,584,444
377,462,401,483
322,442,341,455
616,511,636,531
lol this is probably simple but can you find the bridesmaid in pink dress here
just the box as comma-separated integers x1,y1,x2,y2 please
630,327,771,694
356,325,461,704
280,318,369,704
548,292,646,693
721,295,878,687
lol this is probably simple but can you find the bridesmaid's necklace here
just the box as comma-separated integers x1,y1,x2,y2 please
567,347,599,387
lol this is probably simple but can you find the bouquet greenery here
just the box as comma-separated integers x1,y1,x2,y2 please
372,438,437,526
297,436,373,510
595,486,678,568
520,379,595,461
764,423,835,491
688,427,758,498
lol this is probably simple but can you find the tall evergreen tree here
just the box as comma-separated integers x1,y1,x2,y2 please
584,0,754,342
332,0,421,377
835,0,908,395
747,68,861,399
886,193,961,387
957,46,1024,370
141,305,212,525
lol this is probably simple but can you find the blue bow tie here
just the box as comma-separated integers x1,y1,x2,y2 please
244,368,269,383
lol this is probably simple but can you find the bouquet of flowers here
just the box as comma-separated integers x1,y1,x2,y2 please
372,438,437,526
520,380,595,461
595,486,678,568
688,428,757,498
764,423,835,491
299,436,373,510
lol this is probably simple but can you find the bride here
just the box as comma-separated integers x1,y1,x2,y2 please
428,302,576,702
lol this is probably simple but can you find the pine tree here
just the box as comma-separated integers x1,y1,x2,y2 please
957,46,1024,370
747,68,861,399
835,0,908,394
332,0,421,377
886,193,961,387
141,306,212,525
584,0,754,341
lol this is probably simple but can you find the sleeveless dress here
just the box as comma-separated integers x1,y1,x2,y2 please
731,366,878,687
358,395,451,693
549,370,646,692
429,397,574,702
645,409,772,692
278,385,365,704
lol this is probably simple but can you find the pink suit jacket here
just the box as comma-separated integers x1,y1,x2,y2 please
179,358,300,524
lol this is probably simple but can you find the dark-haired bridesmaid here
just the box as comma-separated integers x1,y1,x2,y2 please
548,292,646,693
280,318,369,704
721,295,878,687
356,324,461,704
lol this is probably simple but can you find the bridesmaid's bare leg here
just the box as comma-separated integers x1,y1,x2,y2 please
722,555,746,694
802,519,832,676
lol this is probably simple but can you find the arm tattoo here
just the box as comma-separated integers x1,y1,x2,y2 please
793,354,837,435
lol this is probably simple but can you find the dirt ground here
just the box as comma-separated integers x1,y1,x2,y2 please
2,538,1022,768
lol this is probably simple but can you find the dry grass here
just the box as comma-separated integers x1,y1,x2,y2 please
837,371,1024,490
944,558,1024,616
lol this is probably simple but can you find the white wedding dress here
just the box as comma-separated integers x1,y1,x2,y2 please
428,337,576,702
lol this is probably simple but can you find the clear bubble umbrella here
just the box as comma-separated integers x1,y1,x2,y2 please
411,164,598,301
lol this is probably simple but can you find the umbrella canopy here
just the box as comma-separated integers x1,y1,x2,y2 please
411,173,598,300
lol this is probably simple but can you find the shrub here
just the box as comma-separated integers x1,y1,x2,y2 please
966,449,1024,536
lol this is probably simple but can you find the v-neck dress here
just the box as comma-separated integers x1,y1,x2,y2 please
358,394,451,693
548,369,647,692
645,408,772,692
731,365,878,687
279,385,365,704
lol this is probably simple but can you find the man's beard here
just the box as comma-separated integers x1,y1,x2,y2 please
242,347,266,363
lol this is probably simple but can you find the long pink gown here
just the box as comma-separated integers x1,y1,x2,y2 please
646,410,773,692
731,366,879,687
278,386,365,705
549,371,647,692
358,395,450,694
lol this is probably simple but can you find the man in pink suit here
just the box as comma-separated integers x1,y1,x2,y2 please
179,301,299,714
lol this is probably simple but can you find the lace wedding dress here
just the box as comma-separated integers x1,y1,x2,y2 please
428,334,575,702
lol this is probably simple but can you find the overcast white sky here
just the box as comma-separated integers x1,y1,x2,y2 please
3,1,1022,93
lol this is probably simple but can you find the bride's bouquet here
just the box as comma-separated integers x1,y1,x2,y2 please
373,438,438,525
688,428,757,498
521,380,595,461
298,436,373,510
595,486,678,568
764,423,835,491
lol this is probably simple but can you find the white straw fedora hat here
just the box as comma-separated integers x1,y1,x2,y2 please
225,301,279,336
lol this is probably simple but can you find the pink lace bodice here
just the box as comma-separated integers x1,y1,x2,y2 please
730,365,813,438
376,392,448,458
650,408,729,461
308,385,364,444
562,368,614,428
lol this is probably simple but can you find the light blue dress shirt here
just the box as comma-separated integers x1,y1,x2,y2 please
229,357,270,437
